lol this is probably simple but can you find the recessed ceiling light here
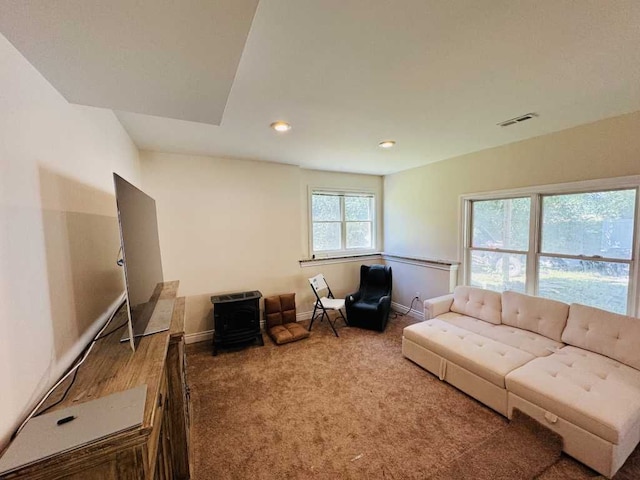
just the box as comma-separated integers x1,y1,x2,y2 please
378,140,396,148
270,121,292,132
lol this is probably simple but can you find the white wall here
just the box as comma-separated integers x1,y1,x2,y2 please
384,111,640,303
384,257,457,309
140,151,383,336
0,33,140,449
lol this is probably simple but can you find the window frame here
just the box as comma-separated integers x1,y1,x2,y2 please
309,188,377,257
460,175,640,316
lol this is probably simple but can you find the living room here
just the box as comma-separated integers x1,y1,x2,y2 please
1,1,640,479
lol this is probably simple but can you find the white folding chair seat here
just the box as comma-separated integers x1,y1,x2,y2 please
308,274,348,337
319,297,345,310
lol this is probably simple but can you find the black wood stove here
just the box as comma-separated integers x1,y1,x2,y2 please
210,290,263,355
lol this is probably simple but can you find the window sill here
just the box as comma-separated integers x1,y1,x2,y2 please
299,252,382,267
382,253,460,268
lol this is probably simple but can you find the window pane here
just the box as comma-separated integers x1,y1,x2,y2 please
538,256,629,314
472,198,530,251
313,222,341,251
469,251,526,292
345,196,372,221
346,222,372,249
541,190,636,259
312,194,341,221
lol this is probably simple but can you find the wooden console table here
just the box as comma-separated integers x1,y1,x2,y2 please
0,281,190,480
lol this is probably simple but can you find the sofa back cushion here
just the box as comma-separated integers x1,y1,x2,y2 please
450,286,502,324
502,291,569,342
562,303,640,370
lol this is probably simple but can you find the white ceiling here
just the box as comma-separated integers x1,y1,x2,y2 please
4,1,640,175
0,0,259,124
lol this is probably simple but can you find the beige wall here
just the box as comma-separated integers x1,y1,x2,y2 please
0,34,140,448
384,111,640,303
140,152,383,335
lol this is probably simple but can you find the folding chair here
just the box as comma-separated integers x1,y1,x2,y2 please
308,273,348,337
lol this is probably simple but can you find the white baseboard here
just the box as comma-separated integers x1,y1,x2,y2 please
184,303,420,344
185,305,419,345
185,330,213,345
299,305,423,322
391,301,424,321
185,313,314,345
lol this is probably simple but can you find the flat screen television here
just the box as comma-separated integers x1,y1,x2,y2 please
113,173,173,351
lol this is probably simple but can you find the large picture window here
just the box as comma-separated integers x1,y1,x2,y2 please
463,181,638,315
311,191,375,255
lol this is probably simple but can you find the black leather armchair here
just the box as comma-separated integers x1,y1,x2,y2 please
345,265,392,331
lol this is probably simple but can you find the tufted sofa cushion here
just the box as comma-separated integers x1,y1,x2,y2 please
436,312,494,336
562,304,640,371
506,346,640,444
403,319,534,387
450,286,502,325
438,312,563,357
485,325,563,358
502,291,569,342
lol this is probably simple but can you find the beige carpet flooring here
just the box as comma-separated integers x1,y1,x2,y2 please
427,409,562,480
186,315,640,479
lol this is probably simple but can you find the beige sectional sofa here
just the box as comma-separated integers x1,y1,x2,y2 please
402,286,640,478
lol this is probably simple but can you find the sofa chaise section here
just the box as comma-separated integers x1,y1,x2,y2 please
403,319,534,414
403,286,640,478
505,304,640,478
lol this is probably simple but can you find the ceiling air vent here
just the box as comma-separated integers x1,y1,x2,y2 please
498,113,538,127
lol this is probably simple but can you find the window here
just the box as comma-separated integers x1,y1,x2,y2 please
463,181,639,315
538,190,635,314
469,197,530,293
311,191,375,254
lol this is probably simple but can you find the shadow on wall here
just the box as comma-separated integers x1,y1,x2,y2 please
38,166,124,362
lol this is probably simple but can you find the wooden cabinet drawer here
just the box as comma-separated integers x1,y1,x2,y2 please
147,367,169,478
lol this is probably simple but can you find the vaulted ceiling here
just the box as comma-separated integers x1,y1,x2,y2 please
2,1,640,174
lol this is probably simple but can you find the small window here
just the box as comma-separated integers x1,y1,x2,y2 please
311,191,375,255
